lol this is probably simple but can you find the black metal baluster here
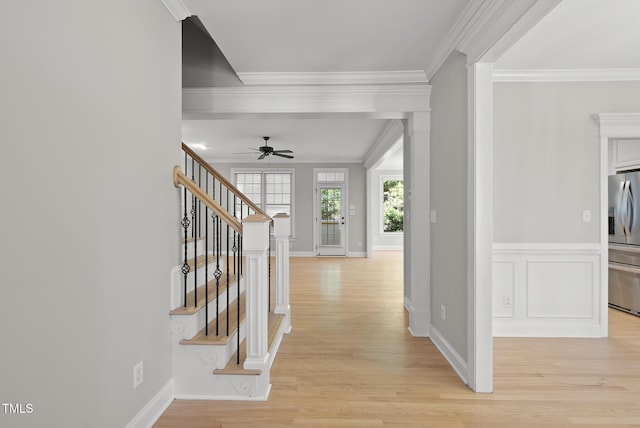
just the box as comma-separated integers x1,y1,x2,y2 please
233,195,237,275
237,234,242,365
205,174,209,335
226,223,230,336
181,187,190,307
268,222,272,313
214,214,221,336
193,194,198,307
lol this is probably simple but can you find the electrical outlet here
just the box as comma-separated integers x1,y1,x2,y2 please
133,361,143,389
503,296,512,308
441,304,446,320
582,209,592,223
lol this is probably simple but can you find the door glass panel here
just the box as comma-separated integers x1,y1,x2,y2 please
321,188,342,246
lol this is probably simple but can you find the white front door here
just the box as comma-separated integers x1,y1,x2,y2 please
316,185,346,256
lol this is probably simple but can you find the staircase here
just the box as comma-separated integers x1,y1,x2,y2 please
169,144,291,400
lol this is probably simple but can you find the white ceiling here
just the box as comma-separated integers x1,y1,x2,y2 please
183,118,391,164
496,0,640,70
180,0,640,167
182,0,470,73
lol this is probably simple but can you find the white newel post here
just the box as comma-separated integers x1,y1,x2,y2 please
242,214,270,370
273,213,292,333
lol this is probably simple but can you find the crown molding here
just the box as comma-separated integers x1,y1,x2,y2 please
493,68,640,82
363,120,404,169
237,71,428,86
160,0,190,21
425,0,556,79
595,113,640,138
182,85,431,119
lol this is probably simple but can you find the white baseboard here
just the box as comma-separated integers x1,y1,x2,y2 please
372,245,403,251
406,300,430,337
429,326,469,385
125,379,174,428
493,322,603,338
347,252,366,257
290,251,314,257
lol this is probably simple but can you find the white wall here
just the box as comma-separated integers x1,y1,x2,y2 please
371,170,404,250
212,163,367,255
0,2,181,427
493,81,640,336
429,52,469,361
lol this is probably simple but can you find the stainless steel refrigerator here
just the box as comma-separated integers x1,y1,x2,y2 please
608,171,640,315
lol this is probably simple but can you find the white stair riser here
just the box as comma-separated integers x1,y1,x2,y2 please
182,239,204,260
172,322,271,400
172,321,245,370
171,262,232,310
170,282,243,340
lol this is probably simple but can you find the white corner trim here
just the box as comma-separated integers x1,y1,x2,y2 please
363,120,404,169
430,325,469,385
237,71,428,86
493,68,640,82
160,0,190,21
125,379,174,428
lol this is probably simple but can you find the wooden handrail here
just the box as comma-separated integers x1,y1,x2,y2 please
173,166,243,234
182,143,272,221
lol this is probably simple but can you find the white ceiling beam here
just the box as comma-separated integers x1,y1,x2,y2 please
183,85,431,119
237,71,428,86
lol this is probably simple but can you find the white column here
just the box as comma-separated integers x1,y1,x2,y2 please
404,111,431,337
242,214,270,370
467,62,493,392
273,213,292,334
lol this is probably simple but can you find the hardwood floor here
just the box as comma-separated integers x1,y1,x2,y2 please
154,251,640,427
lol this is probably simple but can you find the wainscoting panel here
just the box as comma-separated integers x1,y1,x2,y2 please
493,243,602,337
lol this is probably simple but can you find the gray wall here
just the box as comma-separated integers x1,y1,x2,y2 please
211,163,367,254
0,2,181,427
429,51,468,360
494,81,640,243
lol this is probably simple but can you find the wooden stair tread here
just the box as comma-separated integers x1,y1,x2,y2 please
170,273,239,315
186,254,216,271
214,312,285,376
180,293,246,345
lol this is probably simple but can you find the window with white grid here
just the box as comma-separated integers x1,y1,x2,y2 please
233,169,295,234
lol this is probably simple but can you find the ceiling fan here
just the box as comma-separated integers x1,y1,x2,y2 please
247,137,294,160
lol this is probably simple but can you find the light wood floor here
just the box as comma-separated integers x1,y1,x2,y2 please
154,251,640,427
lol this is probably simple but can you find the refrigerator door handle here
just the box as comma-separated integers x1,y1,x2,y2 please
628,180,635,234
621,180,630,236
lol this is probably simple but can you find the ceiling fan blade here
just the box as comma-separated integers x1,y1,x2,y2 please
248,147,261,152
272,153,294,159
258,153,267,160
272,149,293,154
232,151,255,155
